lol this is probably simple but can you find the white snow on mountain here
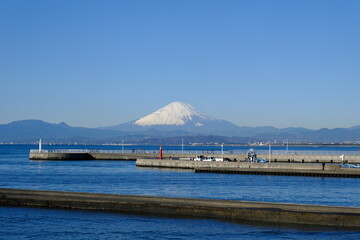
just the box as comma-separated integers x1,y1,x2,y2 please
135,102,214,126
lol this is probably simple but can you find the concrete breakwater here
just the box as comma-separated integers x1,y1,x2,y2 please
1,188,360,228
136,159,360,178
136,159,341,170
30,151,143,161
29,150,360,163
194,167,360,178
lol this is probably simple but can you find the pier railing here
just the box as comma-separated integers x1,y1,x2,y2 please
30,149,360,156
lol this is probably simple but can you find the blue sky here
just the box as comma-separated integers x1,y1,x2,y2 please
0,0,359,129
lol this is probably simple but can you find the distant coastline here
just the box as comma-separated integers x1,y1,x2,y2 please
2,142,360,148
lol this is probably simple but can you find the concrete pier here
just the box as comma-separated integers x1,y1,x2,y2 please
0,188,359,228
136,159,341,170
194,167,360,178
136,159,360,178
29,150,360,163
29,152,141,161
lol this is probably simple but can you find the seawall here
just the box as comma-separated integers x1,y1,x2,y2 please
29,151,360,163
136,159,340,170
136,159,360,178
1,188,359,228
29,152,147,161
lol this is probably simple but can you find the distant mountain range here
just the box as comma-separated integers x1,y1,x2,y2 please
1,102,360,144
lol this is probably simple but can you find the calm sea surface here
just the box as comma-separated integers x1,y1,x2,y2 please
1,144,360,239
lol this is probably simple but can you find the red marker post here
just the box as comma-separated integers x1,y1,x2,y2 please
159,145,163,159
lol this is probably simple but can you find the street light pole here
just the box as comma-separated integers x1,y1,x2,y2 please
182,138,184,154
269,142,271,163
286,139,289,154
221,143,224,159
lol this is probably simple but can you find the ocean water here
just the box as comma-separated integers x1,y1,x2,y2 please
1,144,360,239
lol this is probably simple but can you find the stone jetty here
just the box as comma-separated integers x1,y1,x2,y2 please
1,188,359,228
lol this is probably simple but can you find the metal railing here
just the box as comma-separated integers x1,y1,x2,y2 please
251,150,360,156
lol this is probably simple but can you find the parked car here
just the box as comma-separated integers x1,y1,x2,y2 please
215,157,231,162
194,155,205,161
203,157,216,161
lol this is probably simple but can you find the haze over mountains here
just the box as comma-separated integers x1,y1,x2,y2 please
1,101,360,144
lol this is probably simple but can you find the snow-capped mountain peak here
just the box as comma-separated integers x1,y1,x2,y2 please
134,101,214,126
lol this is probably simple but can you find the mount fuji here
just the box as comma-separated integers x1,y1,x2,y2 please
104,101,243,136
135,101,214,126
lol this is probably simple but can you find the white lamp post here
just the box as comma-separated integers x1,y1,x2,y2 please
286,139,289,154
269,142,271,163
39,138,42,153
182,138,184,154
221,143,224,159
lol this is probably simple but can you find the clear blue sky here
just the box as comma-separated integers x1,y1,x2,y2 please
1,0,359,129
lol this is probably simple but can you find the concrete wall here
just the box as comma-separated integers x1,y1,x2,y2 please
1,188,359,228
260,154,356,163
30,151,360,163
90,153,138,160
29,152,140,161
136,159,341,171
29,152,95,160
164,153,360,163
